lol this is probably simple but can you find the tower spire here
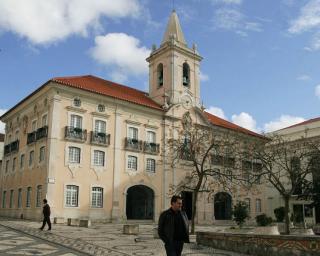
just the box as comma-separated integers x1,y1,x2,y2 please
162,10,186,46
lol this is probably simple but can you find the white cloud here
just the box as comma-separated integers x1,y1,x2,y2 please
263,115,305,133
231,112,258,132
297,74,311,81
206,106,227,119
213,8,262,35
315,84,320,98
200,71,209,82
0,109,7,133
212,0,243,5
0,0,142,45
288,0,320,34
90,33,150,83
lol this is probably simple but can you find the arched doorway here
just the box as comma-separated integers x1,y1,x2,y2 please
214,192,232,220
126,185,154,220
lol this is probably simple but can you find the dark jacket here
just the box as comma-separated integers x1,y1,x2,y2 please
158,208,190,244
43,204,51,217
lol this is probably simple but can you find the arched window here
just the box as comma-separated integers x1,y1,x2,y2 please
183,63,190,86
157,63,163,87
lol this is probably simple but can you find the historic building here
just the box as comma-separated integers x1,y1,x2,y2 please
0,11,267,223
0,133,4,174
266,118,320,225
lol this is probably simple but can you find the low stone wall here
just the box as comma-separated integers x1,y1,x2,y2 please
196,232,320,256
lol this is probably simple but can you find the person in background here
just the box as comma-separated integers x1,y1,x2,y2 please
39,199,51,231
158,195,190,256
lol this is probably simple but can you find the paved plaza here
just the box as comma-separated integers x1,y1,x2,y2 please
0,218,250,256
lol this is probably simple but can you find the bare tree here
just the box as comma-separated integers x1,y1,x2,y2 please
253,134,320,234
167,112,263,233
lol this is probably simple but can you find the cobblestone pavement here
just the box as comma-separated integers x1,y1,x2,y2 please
0,225,87,255
0,219,250,256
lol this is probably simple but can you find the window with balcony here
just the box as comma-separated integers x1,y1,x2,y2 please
127,156,137,170
26,187,32,208
65,114,86,141
9,190,14,208
17,188,22,208
146,158,156,173
39,146,45,163
66,185,79,207
29,150,34,167
91,187,103,208
71,115,82,128
36,185,42,207
125,127,141,151
144,131,159,154
93,150,105,166
128,127,138,140
68,147,81,164
32,120,37,132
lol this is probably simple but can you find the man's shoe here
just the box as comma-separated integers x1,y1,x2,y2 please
47,228,51,231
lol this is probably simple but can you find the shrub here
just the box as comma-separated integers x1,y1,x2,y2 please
256,214,273,226
274,207,285,222
232,201,249,227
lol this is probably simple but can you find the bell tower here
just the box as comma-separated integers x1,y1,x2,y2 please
147,10,203,108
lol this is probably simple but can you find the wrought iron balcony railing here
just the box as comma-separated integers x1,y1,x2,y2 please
143,142,160,155
90,131,110,146
27,131,37,145
4,144,11,155
124,137,143,151
10,140,19,153
36,126,48,140
65,126,87,142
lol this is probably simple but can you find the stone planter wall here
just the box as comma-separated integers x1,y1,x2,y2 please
197,232,320,256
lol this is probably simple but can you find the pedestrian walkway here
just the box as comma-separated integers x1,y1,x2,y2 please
0,218,249,256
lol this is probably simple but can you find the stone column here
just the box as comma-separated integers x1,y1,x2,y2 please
111,109,122,222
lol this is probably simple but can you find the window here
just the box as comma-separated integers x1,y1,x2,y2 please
245,198,251,212
183,63,190,86
91,187,103,208
256,199,261,213
97,104,105,112
157,63,164,87
66,185,79,207
93,150,105,166
20,154,25,169
32,120,37,131
12,157,16,172
26,187,32,207
146,158,156,173
36,185,42,207
95,120,106,133
42,114,47,126
39,146,45,162
146,131,156,143
17,189,22,208
73,98,81,107
9,190,14,208
128,127,138,140
304,204,313,217
5,160,9,173
68,147,81,163
127,156,137,170
2,191,6,208
70,114,82,128
29,150,34,166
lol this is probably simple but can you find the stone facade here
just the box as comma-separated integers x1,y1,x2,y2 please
0,11,267,224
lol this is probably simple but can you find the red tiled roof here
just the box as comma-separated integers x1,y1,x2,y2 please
0,133,4,142
52,75,163,110
204,111,266,139
278,117,320,131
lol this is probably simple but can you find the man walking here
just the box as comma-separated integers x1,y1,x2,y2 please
39,199,51,231
158,195,189,256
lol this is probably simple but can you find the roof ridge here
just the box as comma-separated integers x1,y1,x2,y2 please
277,116,320,131
53,75,149,95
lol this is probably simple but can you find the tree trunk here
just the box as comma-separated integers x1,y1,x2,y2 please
284,195,290,235
191,190,198,234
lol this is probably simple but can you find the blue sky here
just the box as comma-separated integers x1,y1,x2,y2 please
0,0,320,134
